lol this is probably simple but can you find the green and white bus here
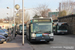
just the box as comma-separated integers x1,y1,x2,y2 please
53,22,68,35
16,24,26,35
26,17,54,43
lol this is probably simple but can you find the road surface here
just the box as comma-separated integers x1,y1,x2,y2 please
28,35,75,50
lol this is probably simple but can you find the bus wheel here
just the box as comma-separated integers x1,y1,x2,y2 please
26,35,29,41
30,41,33,43
30,41,35,43
46,41,50,43
54,32,57,35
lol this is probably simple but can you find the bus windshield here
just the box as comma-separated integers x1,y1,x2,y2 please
19,25,26,31
33,23,52,33
57,25,68,30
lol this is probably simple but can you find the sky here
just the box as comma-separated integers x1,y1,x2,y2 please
0,0,75,19
0,0,63,9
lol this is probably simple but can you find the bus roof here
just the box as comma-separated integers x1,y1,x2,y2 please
33,17,52,20
57,22,68,25
57,22,67,24
54,22,67,24
18,24,26,26
27,17,53,24
53,22,68,26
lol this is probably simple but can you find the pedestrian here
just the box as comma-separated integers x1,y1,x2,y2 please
12,27,17,37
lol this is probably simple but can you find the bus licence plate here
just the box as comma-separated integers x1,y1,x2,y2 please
40,39,45,41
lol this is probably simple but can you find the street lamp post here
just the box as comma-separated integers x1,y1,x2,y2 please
13,0,15,39
22,0,24,45
7,7,10,33
15,4,20,34
13,0,25,45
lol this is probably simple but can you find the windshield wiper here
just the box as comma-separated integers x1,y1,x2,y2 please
35,30,44,33
44,31,51,33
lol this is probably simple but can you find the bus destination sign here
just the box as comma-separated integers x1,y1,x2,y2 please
33,19,51,22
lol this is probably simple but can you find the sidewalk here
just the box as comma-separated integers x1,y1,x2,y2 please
0,35,33,50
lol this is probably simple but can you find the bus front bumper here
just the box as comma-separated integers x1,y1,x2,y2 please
30,37,54,42
57,32,68,34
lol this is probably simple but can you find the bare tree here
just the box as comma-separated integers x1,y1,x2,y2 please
16,9,30,24
59,10,67,17
35,4,50,17
61,0,75,15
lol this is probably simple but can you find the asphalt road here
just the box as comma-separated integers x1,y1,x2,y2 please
2,34,75,50
26,34,75,50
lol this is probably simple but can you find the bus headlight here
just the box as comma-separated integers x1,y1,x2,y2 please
31,33,36,37
65,30,68,32
57,30,61,32
49,33,54,36
49,33,54,39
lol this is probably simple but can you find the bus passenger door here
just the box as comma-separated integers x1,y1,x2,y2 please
55,25,57,34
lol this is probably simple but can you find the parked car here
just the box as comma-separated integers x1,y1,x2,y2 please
0,30,8,38
0,35,6,44
2,29,8,34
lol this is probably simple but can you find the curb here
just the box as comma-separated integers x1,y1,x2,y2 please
6,35,13,42
27,44,34,50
